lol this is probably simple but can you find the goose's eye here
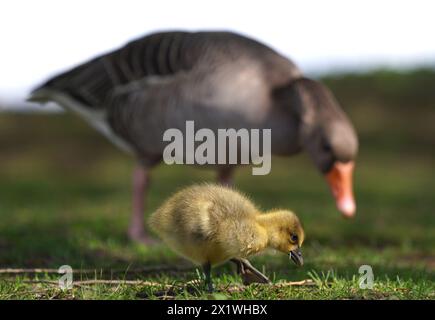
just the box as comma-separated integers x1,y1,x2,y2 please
322,143,332,153
291,234,298,243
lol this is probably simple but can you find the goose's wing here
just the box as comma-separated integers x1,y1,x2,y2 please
29,31,196,108
28,31,202,154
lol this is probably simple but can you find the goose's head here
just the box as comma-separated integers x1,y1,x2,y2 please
261,210,305,266
276,78,358,218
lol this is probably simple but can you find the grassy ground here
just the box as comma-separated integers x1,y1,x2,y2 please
0,71,434,299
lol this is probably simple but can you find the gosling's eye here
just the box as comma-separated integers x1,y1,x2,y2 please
291,234,298,242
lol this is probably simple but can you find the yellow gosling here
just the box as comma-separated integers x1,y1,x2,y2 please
149,184,305,291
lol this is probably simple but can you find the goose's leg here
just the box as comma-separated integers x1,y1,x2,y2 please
217,167,234,186
128,165,154,244
230,258,271,285
202,262,214,293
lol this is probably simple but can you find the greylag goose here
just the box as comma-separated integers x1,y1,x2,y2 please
29,31,358,244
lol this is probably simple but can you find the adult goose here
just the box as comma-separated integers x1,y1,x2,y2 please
29,31,358,244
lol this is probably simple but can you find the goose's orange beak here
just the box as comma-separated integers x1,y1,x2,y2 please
325,161,356,218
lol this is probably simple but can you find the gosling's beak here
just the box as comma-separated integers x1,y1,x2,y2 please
325,161,356,218
289,248,303,267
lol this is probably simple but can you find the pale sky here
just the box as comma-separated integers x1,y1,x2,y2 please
1,0,434,105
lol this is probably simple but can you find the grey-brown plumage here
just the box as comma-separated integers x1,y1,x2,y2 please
29,31,358,243
31,31,304,164
34,31,300,108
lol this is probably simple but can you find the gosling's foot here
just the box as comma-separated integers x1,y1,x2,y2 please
240,268,270,285
205,281,215,293
231,258,271,285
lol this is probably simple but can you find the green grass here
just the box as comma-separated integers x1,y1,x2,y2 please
0,85,434,300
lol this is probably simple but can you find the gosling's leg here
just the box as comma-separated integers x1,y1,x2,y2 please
202,262,214,293
217,167,234,186
239,259,271,284
230,258,271,285
231,258,244,274
128,165,155,244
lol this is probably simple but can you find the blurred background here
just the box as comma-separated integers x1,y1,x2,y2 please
0,0,433,299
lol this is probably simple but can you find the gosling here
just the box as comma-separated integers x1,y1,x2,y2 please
149,184,305,291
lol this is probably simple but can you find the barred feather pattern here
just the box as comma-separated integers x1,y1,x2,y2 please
36,32,200,107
